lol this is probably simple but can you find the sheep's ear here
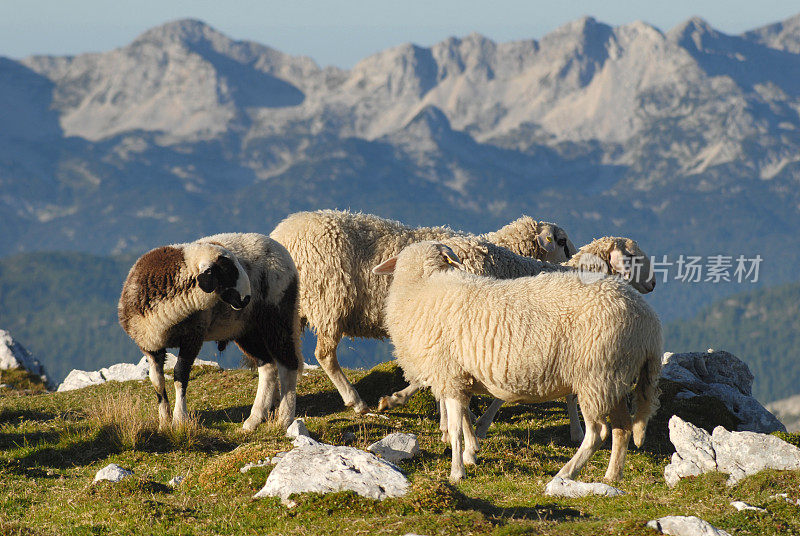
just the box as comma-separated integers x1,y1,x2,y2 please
537,233,556,253
197,265,219,292
442,248,463,270
609,248,631,278
372,256,398,275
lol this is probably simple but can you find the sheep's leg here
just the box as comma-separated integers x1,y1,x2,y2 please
554,419,604,480
444,398,467,482
565,394,585,443
604,398,632,482
462,410,480,466
439,398,449,443
172,339,202,427
475,398,504,439
377,383,420,412
315,334,368,414
275,364,298,431
243,361,278,431
145,349,170,431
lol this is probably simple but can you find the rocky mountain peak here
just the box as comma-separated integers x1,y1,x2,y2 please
743,12,800,53
667,16,720,50
132,18,223,48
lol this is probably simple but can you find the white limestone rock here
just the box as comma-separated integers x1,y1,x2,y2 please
661,351,785,433
0,329,53,389
93,463,133,483
367,433,419,463
58,369,106,392
57,353,220,392
730,501,766,513
286,418,309,439
544,477,625,498
254,437,409,501
664,415,800,487
168,475,185,488
646,516,731,536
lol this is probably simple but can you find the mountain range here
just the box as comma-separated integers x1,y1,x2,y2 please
2,14,800,391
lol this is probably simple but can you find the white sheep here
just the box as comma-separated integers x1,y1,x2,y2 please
374,242,662,482
118,233,303,431
270,209,575,413
376,235,656,444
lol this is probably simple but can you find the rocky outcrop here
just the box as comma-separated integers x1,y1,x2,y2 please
57,354,221,392
254,436,409,501
664,415,800,487
661,350,785,433
0,329,53,389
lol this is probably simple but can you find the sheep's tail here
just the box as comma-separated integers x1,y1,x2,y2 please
632,351,661,448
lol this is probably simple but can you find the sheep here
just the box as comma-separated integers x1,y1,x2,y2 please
374,241,662,482
269,209,575,413
376,234,656,443
118,232,303,431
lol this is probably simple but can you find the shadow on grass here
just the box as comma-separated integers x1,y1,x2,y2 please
0,409,58,424
464,495,585,525
0,430,61,451
6,421,236,476
198,405,251,426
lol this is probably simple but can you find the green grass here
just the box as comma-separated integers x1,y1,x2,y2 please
1,364,799,535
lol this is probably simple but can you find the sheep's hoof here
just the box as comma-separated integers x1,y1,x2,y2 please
352,401,370,415
377,397,390,412
449,470,465,483
242,417,260,432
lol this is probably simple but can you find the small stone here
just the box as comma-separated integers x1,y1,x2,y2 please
543,477,624,498
168,475,185,487
367,433,419,463
646,516,731,536
93,463,133,483
286,418,309,439
730,501,766,513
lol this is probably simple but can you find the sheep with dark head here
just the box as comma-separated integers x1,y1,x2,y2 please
118,233,302,431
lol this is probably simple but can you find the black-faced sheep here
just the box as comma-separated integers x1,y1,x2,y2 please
269,209,576,414
118,233,302,431
375,242,662,483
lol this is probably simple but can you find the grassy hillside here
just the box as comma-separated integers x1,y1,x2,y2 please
664,282,800,403
1,363,799,535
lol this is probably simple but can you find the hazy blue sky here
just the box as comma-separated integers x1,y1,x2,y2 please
0,1,797,67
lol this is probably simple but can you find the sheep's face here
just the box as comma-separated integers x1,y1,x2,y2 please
608,239,655,294
537,223,576,263
192,244,252,310
373,242,463,279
